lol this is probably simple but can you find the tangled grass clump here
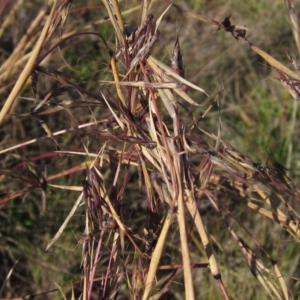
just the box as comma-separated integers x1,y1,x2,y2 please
1,0,300,299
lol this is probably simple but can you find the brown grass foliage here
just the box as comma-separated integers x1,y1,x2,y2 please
1,0,300,299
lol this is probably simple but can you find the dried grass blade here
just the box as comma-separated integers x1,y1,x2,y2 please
32,105,65,115
102,0,123,42
96,179,124,233
53,283,67,300
111,0,124,31
140,155,154,199
0,120,101,155
171,33,185,78
102,1,125,105
286,0,300,54
185,189,220,277
141,147,161,171
266,279,287,300
185,10,215,24
0,0,23,39
252,261,283,298
0,258,20,296
215,87,224,152
229,228,276,297
254,187,300,239
148,290,167,300
147,111,159,145
277,194,300,220
148,56,209,96
101,92,125,131
273,263,290,300
256,275,276,299
48,0,73,41
101,81,181,89
48,184,82,191
0,0,58,126
176,166,195,299
129,33,160,70
157,88,179,135
251,45,300,80
38,119,60,149
141,0,151,24
154,4,172,34
0,7,45,75
142,213,173,300
173,87,202,106
246,201,300,240
71,284,75,300
157,89,176,118
46,192,83,251
251,266,277,297
93,168,142,253
110,56,126,105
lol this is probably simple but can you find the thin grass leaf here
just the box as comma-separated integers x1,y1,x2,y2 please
173,86,202,106
286,0,300,54
141,0,151,24
175,160,195,299
111,0,125,32
142,213,173,300
101,81,181,89
46,192,83,251
154,4,172,34
53,282,67,300
0,0,58,125
251,45,300,80
273,263,290,300
110,55,126,105
157,89,176,118
148,55,209,97
102,0,123,43
184,189,220,278
101,92,125,131
0,258,20,296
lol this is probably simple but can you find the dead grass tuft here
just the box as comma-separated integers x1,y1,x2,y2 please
1,0,300,299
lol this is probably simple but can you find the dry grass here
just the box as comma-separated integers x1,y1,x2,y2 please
1,0,300,299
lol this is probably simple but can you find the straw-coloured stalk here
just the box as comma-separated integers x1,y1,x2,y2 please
251,45,300,80
142,213,174,300
286,0,300,54
0,1,58,125
175,160,195,299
